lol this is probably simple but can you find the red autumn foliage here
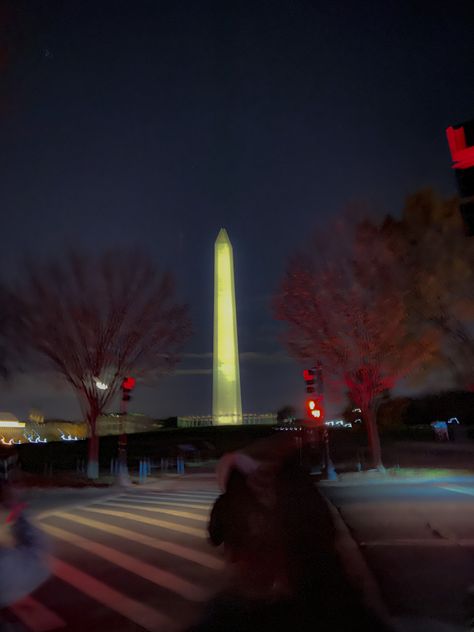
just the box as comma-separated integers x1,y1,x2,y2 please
274,220,436,469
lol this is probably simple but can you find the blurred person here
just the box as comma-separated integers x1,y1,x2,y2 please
210,452,288,600
0,480,51,614
192,438,394,631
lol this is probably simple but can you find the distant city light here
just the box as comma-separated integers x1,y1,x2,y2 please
1,436,22,445
60,432,79,441
0,421,26,428
24,432,47,443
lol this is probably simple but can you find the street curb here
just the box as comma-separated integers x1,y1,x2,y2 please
319,475,474,487
323,495,395,629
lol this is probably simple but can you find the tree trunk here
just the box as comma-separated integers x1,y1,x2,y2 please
364,405,385,472
87,415,99,479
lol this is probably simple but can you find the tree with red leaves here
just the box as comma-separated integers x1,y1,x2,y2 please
11,250,191,478
274,220,436,470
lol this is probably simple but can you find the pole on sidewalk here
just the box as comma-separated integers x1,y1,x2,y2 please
117,377,136,487
322,428,337,481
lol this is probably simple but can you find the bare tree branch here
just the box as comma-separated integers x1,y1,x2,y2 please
11,248,192,477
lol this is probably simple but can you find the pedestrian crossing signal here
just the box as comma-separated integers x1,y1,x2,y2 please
306,397,324,424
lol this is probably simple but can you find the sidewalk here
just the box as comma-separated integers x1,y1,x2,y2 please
324,490,469,632
319,467,474,486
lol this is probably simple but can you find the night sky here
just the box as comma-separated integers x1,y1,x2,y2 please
1,0,473,421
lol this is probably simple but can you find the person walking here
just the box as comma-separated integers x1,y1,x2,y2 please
192,437,395,631
0,482,51,620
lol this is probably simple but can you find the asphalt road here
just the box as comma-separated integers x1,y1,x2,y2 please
322,480,474,630
5,481,224,632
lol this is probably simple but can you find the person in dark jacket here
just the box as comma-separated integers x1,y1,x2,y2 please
192,443,395,631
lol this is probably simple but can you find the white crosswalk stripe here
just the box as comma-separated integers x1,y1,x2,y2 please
50,556,176,632
8,487,222,632
105,496,211,510
131,492,218,502
83,506,207,537
100,501,209,521
55,511,223,568
42,523,210,601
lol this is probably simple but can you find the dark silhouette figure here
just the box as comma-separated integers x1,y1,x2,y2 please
191,448,394,631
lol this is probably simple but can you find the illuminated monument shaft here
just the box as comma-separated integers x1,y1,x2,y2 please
213,228,242,425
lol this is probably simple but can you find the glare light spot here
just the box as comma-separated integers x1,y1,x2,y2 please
95,378,109,390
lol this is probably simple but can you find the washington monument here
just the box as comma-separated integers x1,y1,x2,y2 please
213,228,243,425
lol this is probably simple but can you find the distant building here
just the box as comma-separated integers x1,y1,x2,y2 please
0,413,25,429
97,413,161,436
28,409,45,423
178,413,276,428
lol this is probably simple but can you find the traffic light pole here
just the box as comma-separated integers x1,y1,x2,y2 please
303,362,337,481
117,377,135,486
321,428,337,481
117,396,130,485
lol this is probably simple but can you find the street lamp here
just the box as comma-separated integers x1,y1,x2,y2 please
94,378,109,391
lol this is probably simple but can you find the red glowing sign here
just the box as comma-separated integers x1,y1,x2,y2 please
446,123,474,170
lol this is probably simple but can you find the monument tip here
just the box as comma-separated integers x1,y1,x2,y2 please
216,228,230,243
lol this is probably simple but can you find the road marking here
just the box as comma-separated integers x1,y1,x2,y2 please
9,597,66,631
137,494,217,503
145,492,218,501
53,512,223,569
43,524,208,602
111,496,211,510
49,556,175,632
439,485,474,497
102,501,208,522
130,489,217,496
361,539,457,547
362,538,474,548
152,490,219,495
82,506,206,537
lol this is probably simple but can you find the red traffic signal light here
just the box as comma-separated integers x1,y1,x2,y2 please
306,397,324,423
121,377,136,391
121,377,136,403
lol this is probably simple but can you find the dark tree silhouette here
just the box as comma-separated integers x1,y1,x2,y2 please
381,189,474,391
12,250,192,478
276,405,297,422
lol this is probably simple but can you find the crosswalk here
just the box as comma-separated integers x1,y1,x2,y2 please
7,488,224,632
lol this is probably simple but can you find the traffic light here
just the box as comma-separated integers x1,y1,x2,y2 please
303,369,315,393
306,396,324,424
121,376,136,402
446,120,474,235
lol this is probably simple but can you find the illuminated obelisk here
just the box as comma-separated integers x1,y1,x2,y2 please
213,228,243,425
